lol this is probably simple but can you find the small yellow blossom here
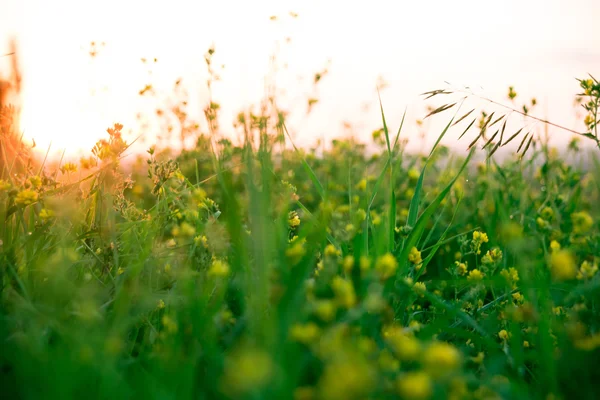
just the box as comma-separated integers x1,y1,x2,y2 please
540,206,554,221
571,211,593,235
577,260,598,280
221,348,273,396
408,246,422,265
314,300,337,322
512,292,524,302
500,267,519,287
318,356,375,400
324,244,341,258
467,269,484,282
194,235,209,248
384,326,421,361
332,277,356,308
0,179,11,191
549,240,561,253
290,322,321,345
396,371,432,400
413,282,426,297
498,329,509,341
359,256,371,272
470,352,484,364
342,255,354,273
355,178,367,191
408,168,420,183
370,211,381,226
471,231,489,255
172,222,195,237
28,175,42,188
39,208,54,222
552,306,563,316
289,211,301,228
355,208,367,222
375,253,398,280
422,341,462,377
549,250,577,281
455,261,467,276
15,189,39,206
286,242,306,265
208,259,230,278
482,248,503,265
60,162,78,174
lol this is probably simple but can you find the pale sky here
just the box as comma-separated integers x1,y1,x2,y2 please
1,0,599,159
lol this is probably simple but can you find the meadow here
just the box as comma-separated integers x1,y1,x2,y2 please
1,47,600,399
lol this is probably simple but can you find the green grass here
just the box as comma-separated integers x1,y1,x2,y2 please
1,75,600,400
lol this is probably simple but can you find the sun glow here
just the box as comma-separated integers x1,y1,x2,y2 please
2,0,600,159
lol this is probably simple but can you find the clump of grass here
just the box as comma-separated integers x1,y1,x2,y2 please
1,42,600,400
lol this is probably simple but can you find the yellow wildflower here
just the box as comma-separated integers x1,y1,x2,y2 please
208,259,230,278
194,235,209,248
39,208,54,222
221,347,273,396
408,246,422,265
0,179,11,191
314,300,337,322
60,162,78,174
471,231,489,254
342,255,354,273
577,260,598,280
482,248,503,264
408,168,420,183
384,326,421,361
571,211,593,235
396,371,432,400
286,242,306,265
375,253,398,280
28,175,42,188
318,355,375,400
15,189,39,206
324,244,341,258
413,282,426,297
422,341,462,377
549,250,577,281
289,211,301,228
290,322,321,345
359,255,371,272
467,269,484,282
455,261,467,276
355,178,367,191
332,277,356,308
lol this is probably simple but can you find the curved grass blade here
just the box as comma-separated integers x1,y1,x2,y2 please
283,122,326,201
397,148,474,274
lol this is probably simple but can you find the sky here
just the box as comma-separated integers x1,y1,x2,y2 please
1,0,599,159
